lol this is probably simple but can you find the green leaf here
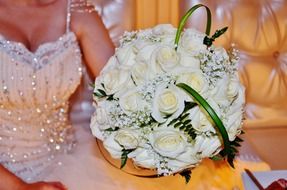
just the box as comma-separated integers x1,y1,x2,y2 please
168,118,178,126
227,154,235,168
203,36,214,47
179,113,190,121
179,170,192,184
97,89,107,96
174,4,212,50
101,83,105,89
93,91,104,98
203,26,228,46
90,83,95,88
130,75,137,86
177,83,233,165
186,125,193,132
179,125,186,130
184,126,191,132
93,88,108,98
183,102,197,112
212,27,228,38
235,137,244,142
231,141,241,147
120,149,134,169
188,130,196,139
183,119,191,126
174,122,182,128
104,127,119,132
210,155,224,161
120,155,128,169
106,95,114,101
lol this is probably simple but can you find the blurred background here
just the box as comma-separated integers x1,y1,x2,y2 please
88,0,287,170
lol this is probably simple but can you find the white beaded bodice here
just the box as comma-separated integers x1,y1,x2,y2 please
0,20,83,182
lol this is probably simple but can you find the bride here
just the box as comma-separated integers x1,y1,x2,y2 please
0,0,114,189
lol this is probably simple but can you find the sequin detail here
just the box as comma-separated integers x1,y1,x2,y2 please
0,30,83,181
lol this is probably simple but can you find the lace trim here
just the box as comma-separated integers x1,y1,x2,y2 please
70,0,97,13
0,32,81,70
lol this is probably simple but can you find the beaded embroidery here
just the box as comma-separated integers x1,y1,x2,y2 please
0,32,80,71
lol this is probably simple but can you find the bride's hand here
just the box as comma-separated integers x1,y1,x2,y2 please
0,165,67,190
20,181,67,190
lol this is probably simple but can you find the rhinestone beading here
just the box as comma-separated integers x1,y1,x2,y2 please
0,30,83,182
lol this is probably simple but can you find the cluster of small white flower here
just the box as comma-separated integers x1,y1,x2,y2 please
198,46,238,86
109,103,152,129
139,74,175,102
118,31,138,47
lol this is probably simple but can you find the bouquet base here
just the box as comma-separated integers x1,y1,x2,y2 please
96,139,159,177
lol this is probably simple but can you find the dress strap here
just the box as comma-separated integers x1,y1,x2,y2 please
70,0,97,13
66,0,72,33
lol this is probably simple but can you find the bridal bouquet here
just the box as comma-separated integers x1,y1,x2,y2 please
90,5,244,181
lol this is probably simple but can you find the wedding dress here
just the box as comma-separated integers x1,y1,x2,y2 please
0,1,269,189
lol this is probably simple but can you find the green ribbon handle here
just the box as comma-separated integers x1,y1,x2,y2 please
174,4,235,166
174,4,212,50
176,83,231,157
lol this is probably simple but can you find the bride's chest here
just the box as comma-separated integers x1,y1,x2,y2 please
0,32,83,108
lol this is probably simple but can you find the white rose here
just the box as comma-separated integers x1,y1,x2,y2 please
179,51,201,69
90,113,104,140
100,56,119,74
119,89,146,114
93,57,119,97
210,75,230,106
224,87,245,141
176,71,208,94
167,146,199,173
136,43,159,63
116,44,136,67
227,76,241,100
131,61,148,85
133,39,150,53
188,106,216,133
95,107,109,126
90,103,111,140
230,83,245,111
194,135,222,158
186,97,221,133
152,85,185,123
150,128,187,158
150,46,180,74
92,106,109,126
103,133,123,159
129,148,157,169
114,129,139,149
152,24,177,44
224,110,243,141
180,29,206,52
101,68,133,95
152,24,176,36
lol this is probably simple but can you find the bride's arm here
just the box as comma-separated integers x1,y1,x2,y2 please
71,9,115,78
0,164,67,190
